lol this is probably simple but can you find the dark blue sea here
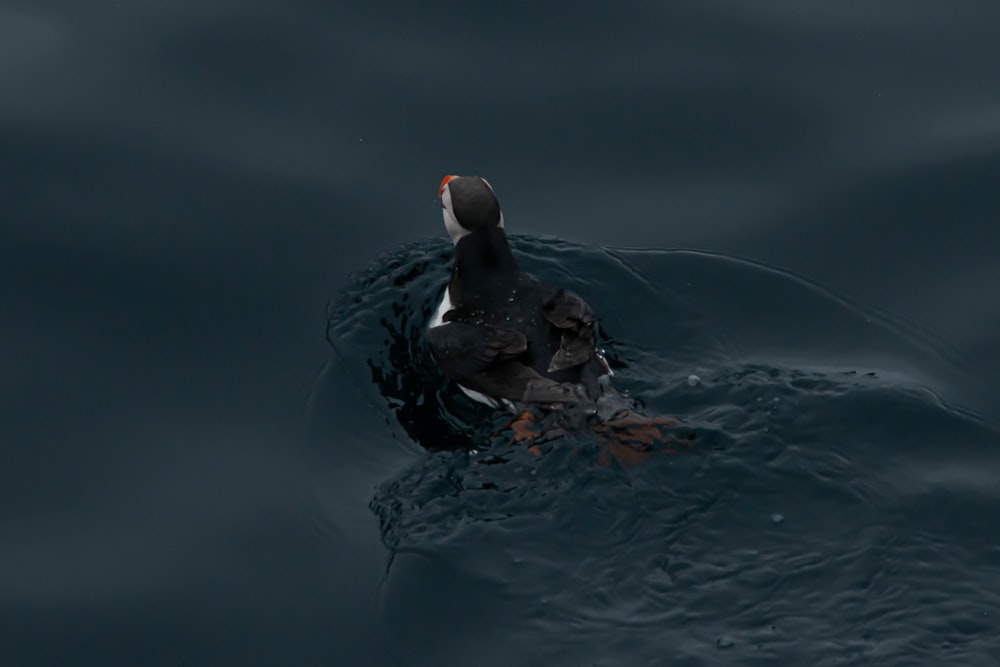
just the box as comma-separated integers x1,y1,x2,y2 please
3,2,1000,665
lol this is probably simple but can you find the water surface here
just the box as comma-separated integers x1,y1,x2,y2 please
3,1,1000,665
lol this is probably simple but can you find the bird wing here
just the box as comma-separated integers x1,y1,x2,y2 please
427,321,588,406
427,321,527,374
541,288,598,372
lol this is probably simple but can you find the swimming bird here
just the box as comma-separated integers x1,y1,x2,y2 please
426,175,612,418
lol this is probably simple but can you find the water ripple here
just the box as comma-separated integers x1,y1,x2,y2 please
318,235,1000,664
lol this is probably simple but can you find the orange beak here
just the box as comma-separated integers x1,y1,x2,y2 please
438,174,458,199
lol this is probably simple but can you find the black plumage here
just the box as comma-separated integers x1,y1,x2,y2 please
427,176,609,413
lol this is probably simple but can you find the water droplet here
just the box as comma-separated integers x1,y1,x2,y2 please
771,513,784,524
687,374,700,386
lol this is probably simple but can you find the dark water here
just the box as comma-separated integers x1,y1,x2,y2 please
4,2,1000,665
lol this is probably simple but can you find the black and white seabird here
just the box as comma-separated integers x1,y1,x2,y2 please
427,174,612,416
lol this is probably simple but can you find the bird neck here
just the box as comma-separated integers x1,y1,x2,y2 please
451,226,520,300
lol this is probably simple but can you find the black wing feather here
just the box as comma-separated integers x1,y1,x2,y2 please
541,288,598,372
427,321,589,407
426,322,526,375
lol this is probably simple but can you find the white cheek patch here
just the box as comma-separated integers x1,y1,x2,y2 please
480,179,504,229
441,187,470,244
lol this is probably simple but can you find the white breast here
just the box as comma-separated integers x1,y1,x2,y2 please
428,286,453,329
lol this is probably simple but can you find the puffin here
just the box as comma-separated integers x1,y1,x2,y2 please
426,174,612,417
